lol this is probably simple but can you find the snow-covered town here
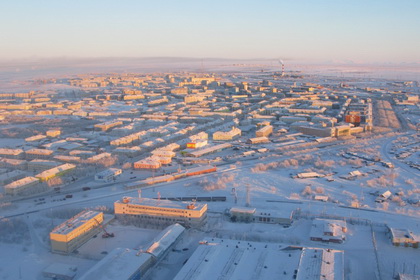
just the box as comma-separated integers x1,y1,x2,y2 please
0,61,419,280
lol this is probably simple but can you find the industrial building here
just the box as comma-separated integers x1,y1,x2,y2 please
79,224,185,280
174,238,344,280
79,248,154,280
50,210,104,254
114,197,207,228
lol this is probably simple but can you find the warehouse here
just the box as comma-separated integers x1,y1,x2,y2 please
174,238,343,280
146,223,185,260
50,211,104,254
115,197,207,228
79,248,154,280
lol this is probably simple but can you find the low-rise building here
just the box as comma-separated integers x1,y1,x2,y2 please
114,197,207,228
230,207,292,225
213,127,241,141
186,143,232,158
0,148,24,159
94,168,122,182
28,159,60,171
0,157,27,170
0,170,26,185
35,163,76,182
133,157,161,169
50,211,104,254
186,139,208,149
255,125,273,137
4,176,39,196
310,218,347,243
387,226,419,248
25,148,54,160
46,129,61,137
247,136,270,144
79,248,154,280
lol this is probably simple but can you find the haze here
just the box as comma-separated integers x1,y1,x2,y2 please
1,0,420,64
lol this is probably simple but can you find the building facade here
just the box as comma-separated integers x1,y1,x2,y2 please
50,211,104,254
114,197,207,228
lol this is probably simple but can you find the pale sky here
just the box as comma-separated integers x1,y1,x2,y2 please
1,0,419,63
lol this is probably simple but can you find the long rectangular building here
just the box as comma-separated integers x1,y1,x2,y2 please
35,163,76,181
114,197,207,228
4,176,39,196
50,210,104,254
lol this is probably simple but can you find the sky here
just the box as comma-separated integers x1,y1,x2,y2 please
0,0,419,64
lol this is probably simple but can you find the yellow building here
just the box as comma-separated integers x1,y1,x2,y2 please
35,163,76,182
114,197,207,228
50,211,104,254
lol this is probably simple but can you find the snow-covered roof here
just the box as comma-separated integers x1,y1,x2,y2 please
230,207,256,215
174,238,302,280
51,210,102,236
296,248,344,280
78,248,153,280
146,223,185,259
116,197,207,212
42,263,77,279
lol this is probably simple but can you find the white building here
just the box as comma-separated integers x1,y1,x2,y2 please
94,168,122,182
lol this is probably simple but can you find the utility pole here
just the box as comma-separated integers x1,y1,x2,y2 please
246,184,251,207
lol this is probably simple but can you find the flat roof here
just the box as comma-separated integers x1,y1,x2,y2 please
79,248,153,280
51,210,102,236
116,197,207,211
297,248,344,280
35,163,76,178
174,238,301,280
230,207,256,215
43,263,77,278
4,176,39,189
